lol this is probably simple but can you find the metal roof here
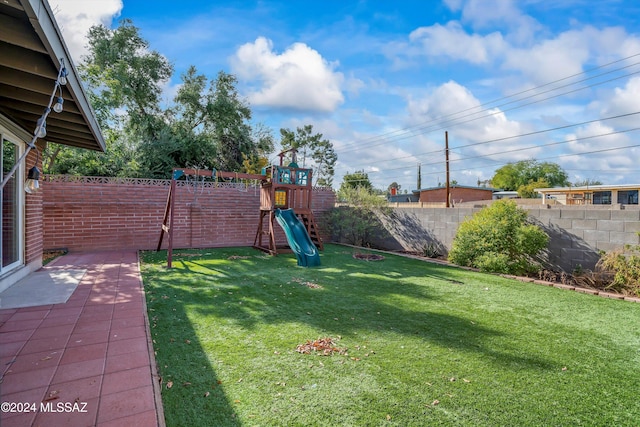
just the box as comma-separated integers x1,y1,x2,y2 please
0,0,105,151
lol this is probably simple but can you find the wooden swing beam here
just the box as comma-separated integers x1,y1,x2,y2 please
157,168,267,267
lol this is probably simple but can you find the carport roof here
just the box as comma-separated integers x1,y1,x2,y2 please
0,0,105,151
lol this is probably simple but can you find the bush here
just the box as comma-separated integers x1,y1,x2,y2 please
596,241,640,296
448,200,548,275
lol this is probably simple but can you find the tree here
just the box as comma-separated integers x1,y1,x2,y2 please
46,20,274,179
210,71,260,172
448,200,549,275
80,19,172,136
137,67,273,177
279,125,337,187
519,179,549,198
388,182,401,194
330,185,389,247
491,160,569,195
339,170,373,194
573,178,603,187
45,19,172,176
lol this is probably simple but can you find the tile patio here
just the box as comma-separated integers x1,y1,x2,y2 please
0,252,164,427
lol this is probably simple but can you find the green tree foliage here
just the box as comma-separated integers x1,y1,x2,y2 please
491,160,569,195
137,68,273,177
45,20,274,178
330,185,389,247
448,200,549,275
211,71,258,172
339,170,373,194
45,19,170,175
81,19,172,134
45,128,140,177
279,125,337,187
573,178,603,187
518,179,549,198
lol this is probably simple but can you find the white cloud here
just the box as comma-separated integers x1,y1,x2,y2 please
408,21,505,64
502,30,590,85
49,0,123,61
562,121,638,177
406,80,525,147
230,37,345,112
599,76,640,124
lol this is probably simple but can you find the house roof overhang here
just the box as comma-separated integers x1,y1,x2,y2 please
0,0,105,151
535,184,640,195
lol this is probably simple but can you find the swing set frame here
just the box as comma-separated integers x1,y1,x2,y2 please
157,168,266,267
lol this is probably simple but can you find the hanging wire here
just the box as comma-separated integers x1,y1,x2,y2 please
1,58,68,190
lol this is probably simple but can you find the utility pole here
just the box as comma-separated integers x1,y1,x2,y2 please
445,131,450,208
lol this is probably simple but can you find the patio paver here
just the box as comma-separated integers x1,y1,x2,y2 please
0,251,164,427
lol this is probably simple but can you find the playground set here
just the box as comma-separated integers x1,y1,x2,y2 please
157,149,323,268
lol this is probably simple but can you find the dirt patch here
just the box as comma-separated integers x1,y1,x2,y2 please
353,253,385,261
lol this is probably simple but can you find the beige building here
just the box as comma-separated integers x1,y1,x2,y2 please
535,184,640,206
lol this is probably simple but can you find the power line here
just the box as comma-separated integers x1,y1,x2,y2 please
336,53,640,154
425,126,640,168
339,67,640,158
341,131,640,185
348,110,640,169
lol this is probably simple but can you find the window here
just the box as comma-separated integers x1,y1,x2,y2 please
592,191,612,205
617,190,639,205
1,132,24,274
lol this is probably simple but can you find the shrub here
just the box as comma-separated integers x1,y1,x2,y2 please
596,240,640,296
448,200,548,275
328,186,389,247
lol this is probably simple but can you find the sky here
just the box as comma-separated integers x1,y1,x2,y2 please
48,0,640,191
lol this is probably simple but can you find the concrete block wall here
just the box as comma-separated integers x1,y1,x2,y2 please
42,176,335,252
371,205,640,272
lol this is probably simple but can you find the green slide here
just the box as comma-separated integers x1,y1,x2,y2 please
274,208,321,267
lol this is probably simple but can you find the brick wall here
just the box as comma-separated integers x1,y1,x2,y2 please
25,146,43,265
43,176,336,252
419,187,494,203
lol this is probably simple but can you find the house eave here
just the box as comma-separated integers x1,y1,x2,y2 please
0,0,105,152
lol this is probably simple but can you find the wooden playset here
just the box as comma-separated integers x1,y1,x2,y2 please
157,149,323,267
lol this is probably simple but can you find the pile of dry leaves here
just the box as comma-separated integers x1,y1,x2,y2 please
295,337,347,356
292,277,323,289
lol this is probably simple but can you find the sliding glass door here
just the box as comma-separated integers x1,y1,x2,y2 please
1,132,23,274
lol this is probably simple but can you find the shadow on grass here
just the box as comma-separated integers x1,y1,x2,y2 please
144,267,241,426
145,246,555,372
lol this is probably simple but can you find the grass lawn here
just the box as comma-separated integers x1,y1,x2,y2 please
140,244,640,426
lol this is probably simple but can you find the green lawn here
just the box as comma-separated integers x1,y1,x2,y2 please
140,245,640,426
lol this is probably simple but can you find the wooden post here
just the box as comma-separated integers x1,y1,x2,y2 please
445,131,450,208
